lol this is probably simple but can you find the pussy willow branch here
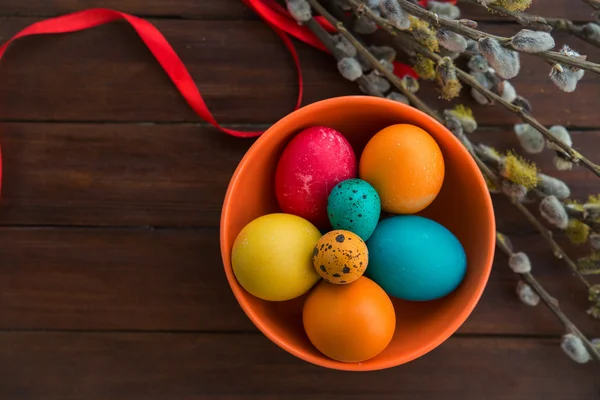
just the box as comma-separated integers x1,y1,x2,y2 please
392,34,592,288
496,236,600,364
307,0,443,121
304,18,386,98
396,0,600,74
318,0,440,120
348,0,600,179
546,18,600,49
465,0,600,49
339,0,593,289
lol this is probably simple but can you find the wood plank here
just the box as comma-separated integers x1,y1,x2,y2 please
0,227,597,336
0,332,597,399
458,0,597,22
0,19,598,126
0,0,256,18
0,123,597,230
0,0,593,22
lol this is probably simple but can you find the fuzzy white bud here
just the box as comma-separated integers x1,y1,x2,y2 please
509,252,532,273
561,333,591,364
369,45,397,62
332,34,357,58
590,233,600,250
553,156,573,171
583,23,600,42
499,80,517,103
478,143,502,164
539,195,569,229
402,75,419,93
550,64,584,93
547,125,572,150
471,88,490,105
375,59,395,75
514,123,545,154
516,281,540,306
445,115,474,154
537,173,570,200
286,0,312,23
478,37,521,79
502,180,527,201
427,1,460,20
467,55,489,73
439,48,460,61
337,57,363,81
437,29,468,52
466,38,479,52
470,71,493,105
380,0,410,30
365,71,391,92
354,15,379,34
366,0,380,8
386,92,409,104
560,44,581,58
510,29,555,53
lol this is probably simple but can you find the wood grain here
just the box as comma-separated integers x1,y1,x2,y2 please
0,332,597,400
0,0,595,22
0,19,598,126
0,123,597,230
0,0,256,19
0,227,596,336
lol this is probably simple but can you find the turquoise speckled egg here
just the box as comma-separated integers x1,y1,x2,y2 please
366,215,467,301
327,179,381,241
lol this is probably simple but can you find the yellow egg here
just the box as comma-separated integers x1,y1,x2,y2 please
312,230,368,284
232,213,322,301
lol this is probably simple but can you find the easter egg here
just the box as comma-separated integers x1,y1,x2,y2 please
313,230,368,284
231,213,322,301
275,126,357,228
303,277,395,362
359,124,444,214
327,178,381,241
366,215,467,301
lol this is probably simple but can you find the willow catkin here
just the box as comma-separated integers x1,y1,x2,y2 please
478,37,521,79
510,29,555,53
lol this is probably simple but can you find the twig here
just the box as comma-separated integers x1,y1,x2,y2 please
396,0,600,75
496,235,600,364
325,0,593,289
546,18,600,49
306,0,443,122
347,0,600,178
465,0,600,49
303,18,385,97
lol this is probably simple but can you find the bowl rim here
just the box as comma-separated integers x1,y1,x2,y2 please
220,95,496,371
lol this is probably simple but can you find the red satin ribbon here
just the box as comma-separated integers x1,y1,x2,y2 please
0,0,457,195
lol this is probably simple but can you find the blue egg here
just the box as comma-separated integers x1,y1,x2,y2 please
366,215,467,301
327,179,381,241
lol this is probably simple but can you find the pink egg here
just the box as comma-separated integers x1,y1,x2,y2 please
275,126,357,229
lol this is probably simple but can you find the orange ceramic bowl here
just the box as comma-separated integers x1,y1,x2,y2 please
220,96,495,371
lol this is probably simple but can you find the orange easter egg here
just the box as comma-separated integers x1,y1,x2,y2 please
303,276,396,363
359,124,444,214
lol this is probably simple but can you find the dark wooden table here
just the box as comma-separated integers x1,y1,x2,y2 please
0,0,598,398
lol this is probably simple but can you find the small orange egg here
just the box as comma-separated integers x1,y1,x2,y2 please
359,124,444,214
313,230,368,284
303,276,396,363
